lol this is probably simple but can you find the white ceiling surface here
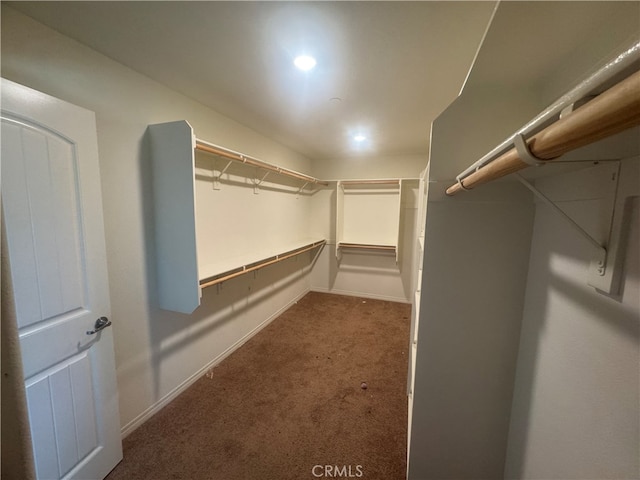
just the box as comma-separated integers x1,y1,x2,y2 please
8,1,498,161
464,2,640,92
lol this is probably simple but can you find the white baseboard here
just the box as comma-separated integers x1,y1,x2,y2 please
310,287,410,304
120,287,311,438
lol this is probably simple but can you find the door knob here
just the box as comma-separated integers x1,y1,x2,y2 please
86,316,112,335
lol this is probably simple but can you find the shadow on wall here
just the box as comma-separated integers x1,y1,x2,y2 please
504,195,640,478
148,255,318,398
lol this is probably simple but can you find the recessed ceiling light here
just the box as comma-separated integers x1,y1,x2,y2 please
294,55,317,71
353,134,367,142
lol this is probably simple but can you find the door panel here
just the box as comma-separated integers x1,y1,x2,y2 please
26,352,99,479
2,118,86,329
2,78,122,480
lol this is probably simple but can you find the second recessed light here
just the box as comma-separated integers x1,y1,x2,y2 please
294,55,317,71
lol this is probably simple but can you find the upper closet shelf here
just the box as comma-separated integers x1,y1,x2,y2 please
195,138,328,189
340,179,401,185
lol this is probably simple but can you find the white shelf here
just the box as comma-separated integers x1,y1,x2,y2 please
407,163,428,461
149,120,325,313
337,242,396,251
199,238,325,284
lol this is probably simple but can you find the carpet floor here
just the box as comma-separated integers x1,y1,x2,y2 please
106,292,411,480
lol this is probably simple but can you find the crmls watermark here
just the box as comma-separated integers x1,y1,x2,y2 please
311,464,364,478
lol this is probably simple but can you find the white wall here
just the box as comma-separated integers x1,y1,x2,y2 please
311,154,426,181
194,155,314,275
1,6,317,435
504,159,640,479
408,183,534,479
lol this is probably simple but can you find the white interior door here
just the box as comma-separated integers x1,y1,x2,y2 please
1,79,122,479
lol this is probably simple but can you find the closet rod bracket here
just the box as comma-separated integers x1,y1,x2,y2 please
213,160,233,190
253,170,270,194
559,95,598,119
515,174,608,275
296,182,309,198
513,134,545,167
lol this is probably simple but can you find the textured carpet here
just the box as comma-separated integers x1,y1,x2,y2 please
106,292,411,480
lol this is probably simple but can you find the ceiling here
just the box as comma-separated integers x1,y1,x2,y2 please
8,1,497,161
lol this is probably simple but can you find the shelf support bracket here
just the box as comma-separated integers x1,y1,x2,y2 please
296,182,309,199
515,174,608,274
213,160,232,190
253,170,270,194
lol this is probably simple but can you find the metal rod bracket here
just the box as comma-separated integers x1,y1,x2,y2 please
454,176,471,193
296,181,309,198
515,173,609,276
213,160,233,190
559,95,597,119
514,134,545,167
253,170,270,194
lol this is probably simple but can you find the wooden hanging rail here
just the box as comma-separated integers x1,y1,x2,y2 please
195,139,329,186
446,61,640,196
340,179,401,186
338,242,396,251
199,240,326,288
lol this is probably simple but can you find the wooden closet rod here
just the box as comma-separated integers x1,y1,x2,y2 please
338,243,396,251
340,179,400,186
195,139,329,186
199,240,326,288
446,68,640,196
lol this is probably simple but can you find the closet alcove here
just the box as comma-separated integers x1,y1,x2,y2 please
407,3,640,478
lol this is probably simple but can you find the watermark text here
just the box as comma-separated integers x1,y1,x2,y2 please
312,464,364,478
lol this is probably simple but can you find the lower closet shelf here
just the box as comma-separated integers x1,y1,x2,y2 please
337,242,396,252
335,242,398,266
199,239,326,288
336,242,398,262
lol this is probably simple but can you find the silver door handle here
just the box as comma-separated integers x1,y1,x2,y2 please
86,316,112,335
